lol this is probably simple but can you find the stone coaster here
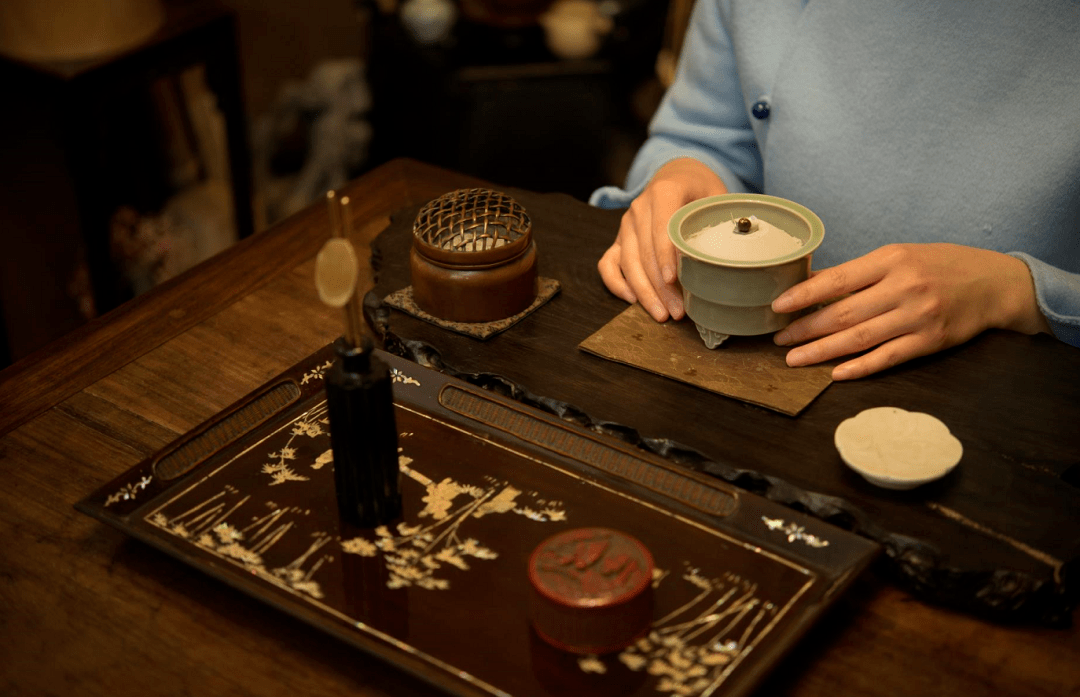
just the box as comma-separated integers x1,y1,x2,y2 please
385,277,561,340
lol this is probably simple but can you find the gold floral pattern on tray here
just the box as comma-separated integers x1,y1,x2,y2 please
390,368,420,386
105,475,152,507
145,405,568,600
577,565,779,696
261,402,329,485
147,485,332,599
762,516,830,548
340,440,566,590
300,360,334,385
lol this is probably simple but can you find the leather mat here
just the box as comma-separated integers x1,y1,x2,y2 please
578,304,833,416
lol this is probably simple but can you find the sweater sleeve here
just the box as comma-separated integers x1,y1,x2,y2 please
1009,252,1080,347
589,0,762,209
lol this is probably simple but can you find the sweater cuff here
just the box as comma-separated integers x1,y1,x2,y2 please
1008,252,1080,347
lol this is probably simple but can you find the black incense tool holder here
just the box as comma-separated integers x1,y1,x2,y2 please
326,339,401,528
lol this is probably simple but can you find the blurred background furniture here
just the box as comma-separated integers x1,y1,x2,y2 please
0,0,673,367
0,0,252,366
362,0,666,201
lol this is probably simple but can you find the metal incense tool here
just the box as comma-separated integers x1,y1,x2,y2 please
316,191,402,528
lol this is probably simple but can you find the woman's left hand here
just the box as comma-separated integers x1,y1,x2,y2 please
771,243,1051,380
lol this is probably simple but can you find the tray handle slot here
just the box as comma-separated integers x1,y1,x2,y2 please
153,380,302,481
439,384,737,518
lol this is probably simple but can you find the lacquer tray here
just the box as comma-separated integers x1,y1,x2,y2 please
77,345,878,697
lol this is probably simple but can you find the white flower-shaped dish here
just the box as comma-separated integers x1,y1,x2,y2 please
834,407,963,490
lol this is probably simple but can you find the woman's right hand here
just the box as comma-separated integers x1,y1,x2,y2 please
597,157,729,321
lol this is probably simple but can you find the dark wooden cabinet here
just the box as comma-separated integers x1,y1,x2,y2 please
364,0,665,201
0,0,252,366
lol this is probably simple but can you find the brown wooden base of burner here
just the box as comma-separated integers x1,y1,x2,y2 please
385,277,561,340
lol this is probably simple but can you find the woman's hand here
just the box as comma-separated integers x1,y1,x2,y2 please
598,158,728,321
771,243,1051,380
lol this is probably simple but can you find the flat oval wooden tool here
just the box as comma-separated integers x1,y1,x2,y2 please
315,238,359,308
316,192,370,349
315,237,364,348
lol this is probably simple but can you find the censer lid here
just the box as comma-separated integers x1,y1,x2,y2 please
412,188,532,266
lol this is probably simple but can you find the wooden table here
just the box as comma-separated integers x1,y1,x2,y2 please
1,159,1077,696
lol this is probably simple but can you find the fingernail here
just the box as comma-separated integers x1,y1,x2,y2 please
774,330,791,346
833,364,854,380
662,266,675,284
773,294,792,313
668,298,683,317
651,303,667,321
786,349,806,367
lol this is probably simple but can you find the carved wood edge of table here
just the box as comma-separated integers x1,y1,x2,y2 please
0,159,484,437
368,190,1080,628
2,160,1078,697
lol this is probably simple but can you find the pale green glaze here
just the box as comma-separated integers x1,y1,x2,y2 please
668,194,824,338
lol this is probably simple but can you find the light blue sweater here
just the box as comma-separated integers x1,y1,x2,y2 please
591,0,1080,346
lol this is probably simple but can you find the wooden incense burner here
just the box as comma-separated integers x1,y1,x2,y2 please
410,188,538,323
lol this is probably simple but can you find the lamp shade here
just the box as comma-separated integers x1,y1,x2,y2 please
0,0,164,62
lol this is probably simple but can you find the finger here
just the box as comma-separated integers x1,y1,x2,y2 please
775,284,899,345
656,218,679,285
632,208,682,319
597,243,636,304
652,218,685,319
773,255,890,313
619,229,669,321
785,308,912,367
832,332,939,380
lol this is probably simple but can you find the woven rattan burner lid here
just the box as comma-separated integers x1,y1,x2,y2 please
410,188,538,323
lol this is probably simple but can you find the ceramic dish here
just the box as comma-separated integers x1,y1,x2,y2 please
834,406,963,490
668,194,824,345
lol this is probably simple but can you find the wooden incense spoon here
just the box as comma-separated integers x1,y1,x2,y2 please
316,192,372,350
320,190,401,528
315,238,363,347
